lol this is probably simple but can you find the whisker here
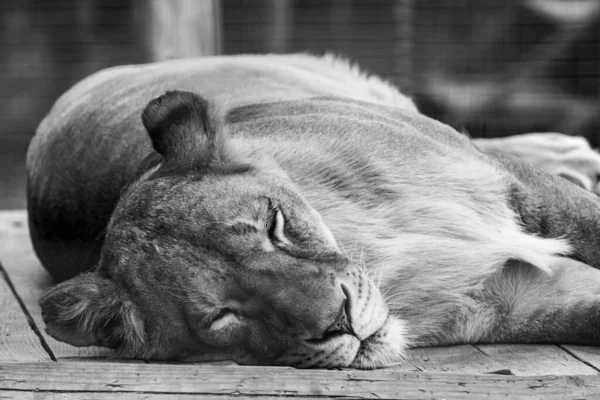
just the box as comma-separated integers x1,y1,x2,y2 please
382,292,406,306
376,268,385,290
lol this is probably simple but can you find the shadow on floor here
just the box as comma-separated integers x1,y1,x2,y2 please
1,136,29,209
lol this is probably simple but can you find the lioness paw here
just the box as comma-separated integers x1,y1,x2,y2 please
475,133,600,194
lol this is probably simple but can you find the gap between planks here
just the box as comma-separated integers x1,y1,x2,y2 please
0,262,52,362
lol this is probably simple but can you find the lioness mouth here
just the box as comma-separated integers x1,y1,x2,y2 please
306,331,349,345
349,317,407,369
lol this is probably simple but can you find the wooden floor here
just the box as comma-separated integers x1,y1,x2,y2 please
2,210,600,399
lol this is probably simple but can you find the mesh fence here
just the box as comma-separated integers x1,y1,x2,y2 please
1,0,598,142
223,0,600,143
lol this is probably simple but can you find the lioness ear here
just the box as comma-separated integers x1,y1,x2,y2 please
40,272,144,353
141,90,226,168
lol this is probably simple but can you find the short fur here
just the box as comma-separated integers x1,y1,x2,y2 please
29,54,600,369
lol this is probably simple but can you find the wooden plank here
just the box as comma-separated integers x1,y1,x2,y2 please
562,345,600,371
0,264,51,362
405,344,599,376
475,344,599,376
0,210,111,358
406,345,508,374
2,362,600,400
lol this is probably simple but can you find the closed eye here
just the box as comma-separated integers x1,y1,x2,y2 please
267,204,292,247
227,222,259,235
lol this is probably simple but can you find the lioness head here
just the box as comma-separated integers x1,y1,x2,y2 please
40,91,405,368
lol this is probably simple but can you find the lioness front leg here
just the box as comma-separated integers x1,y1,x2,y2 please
388,257,600,348
477,258,600,345
410,258,600,346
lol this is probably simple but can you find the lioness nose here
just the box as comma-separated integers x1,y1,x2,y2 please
322,298,354,337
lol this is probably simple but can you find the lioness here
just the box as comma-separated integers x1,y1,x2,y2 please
30,54,600,369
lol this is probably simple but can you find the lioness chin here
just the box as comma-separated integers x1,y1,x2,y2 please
29,54,600,369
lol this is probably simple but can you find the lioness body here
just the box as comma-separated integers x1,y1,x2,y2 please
29,54,600,368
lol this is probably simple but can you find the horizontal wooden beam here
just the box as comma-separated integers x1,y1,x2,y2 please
1,362,600,399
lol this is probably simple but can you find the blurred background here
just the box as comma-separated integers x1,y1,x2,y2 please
1,0,599,208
